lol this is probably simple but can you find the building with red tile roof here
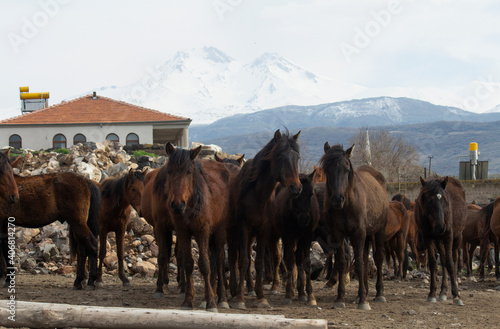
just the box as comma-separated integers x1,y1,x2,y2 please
0,93,191,150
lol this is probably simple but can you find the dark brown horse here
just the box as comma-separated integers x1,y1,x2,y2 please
96,169,145,287
384,201,409,280
0,172,100,289
140,167,178,298
214,153,245,167
227,129,302,309
461,204,486,278
157,143,231,312
479,199,500,281
415,176,466,305
275,171,320,305
320,143,389,310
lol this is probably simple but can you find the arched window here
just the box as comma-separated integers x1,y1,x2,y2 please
106,133,119,143
126,133,139,146
73,133,86,145
9,134,22,149
53,134,67,149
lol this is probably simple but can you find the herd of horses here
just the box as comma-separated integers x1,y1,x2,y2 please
1,131,500,312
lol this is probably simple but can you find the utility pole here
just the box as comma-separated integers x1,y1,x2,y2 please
428,156,433,177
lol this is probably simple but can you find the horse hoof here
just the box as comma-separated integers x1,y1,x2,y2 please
269,289,278,295
85,285,96,291
181,306,193,311
199,301,207,309
95,282,104,288
207,308,218,313
438,294,447,301
232,302,247,310
453,298,464,306
333,302,346,309
0,279,5,286
358,302,371,310
72,285,82,291
179,293,186,300
153,292,164,299
478,277,485,282
218,302,230,309
355,297,360,304
283,298,292,305
299,295,307,302
322,284,333,290
427,297,437,303
263,284,272,290
247,291,256,297
374,296,386,303
257,298,271,308
123,282,131,287
308,299,317,306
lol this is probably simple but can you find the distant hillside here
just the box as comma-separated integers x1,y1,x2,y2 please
198,120,500,176
190,97,500,142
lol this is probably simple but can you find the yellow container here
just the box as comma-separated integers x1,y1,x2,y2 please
20,92,49,100
469,142,478,151
19,86,29,92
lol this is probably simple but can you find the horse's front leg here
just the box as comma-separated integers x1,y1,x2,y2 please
426,241,438,302
374,230,386,302
436,240,449,301
115,225,130,286
196,233,217,312
353,233,369,310
178,230,195,310
0,223,8,286
282,235,295,304
298,237,317,306
254,233,271,308
73,241,86,290
331,230,347,308
445,237,463,305
269,236,281,295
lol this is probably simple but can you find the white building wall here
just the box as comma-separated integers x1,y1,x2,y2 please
0,123,153,150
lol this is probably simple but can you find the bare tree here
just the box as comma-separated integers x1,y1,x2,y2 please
349,129,419,183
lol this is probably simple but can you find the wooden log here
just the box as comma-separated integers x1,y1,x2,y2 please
0,300,328,329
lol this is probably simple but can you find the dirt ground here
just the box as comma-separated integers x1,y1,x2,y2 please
3,269,500,329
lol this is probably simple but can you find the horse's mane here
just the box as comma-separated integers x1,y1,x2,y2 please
480,201,496,241
101,170,144,206
0,151,11,171
238,131,299,198
154,148,205,215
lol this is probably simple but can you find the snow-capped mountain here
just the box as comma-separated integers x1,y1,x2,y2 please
95,46,500,124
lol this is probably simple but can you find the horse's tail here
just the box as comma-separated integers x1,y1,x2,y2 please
86,180,101,239
481,201,495,241
68,180,101,258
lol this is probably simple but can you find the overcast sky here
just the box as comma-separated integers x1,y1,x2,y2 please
1,0,499,118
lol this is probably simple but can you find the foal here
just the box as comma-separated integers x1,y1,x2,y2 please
96,169,145,287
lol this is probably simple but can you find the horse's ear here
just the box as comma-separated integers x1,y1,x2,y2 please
165,142,176,156
190,145,202,160
274,129,281,142
293,131,301,141
441,176,448,189
309,168,317,181
214,153,223,163
324,142,330,153
314,165,318,170
4,148,10,157
11,155,22,168
126,168,134,183
345,144,355,158
237,154,245,166
420,176,426,186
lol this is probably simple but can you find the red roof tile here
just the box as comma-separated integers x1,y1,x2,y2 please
0,94,189,125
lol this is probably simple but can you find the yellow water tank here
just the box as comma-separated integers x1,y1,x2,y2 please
19,86,29,93
20,92,49,100
469,142,478,151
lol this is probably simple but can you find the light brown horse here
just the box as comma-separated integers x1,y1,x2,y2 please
227,129,302,310
480,198,500,281
461,204,485,278
96,169,145,287
415,176,466,305
384,201,409,280
157,143,231,312
321,143,389,310
0,172,100,289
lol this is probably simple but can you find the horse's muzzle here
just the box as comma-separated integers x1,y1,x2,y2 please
331,195,345,209
170,201,186,214
288,184,302,198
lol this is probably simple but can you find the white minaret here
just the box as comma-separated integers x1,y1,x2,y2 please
365,128,372,166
